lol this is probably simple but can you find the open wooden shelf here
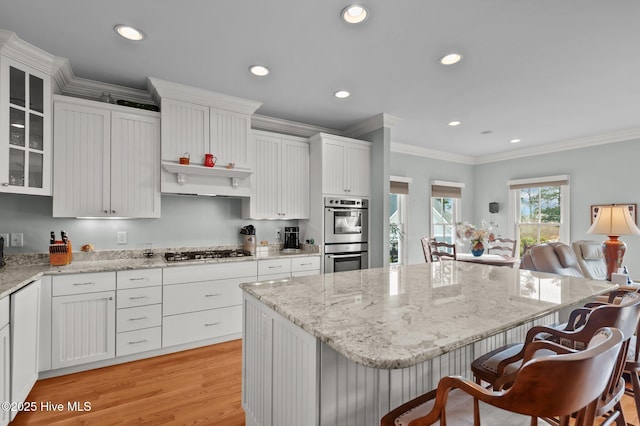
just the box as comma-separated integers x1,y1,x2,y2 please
161,161,252,187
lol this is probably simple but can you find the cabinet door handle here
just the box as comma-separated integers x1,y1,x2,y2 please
111,210,116,214
129,295,149,300
205,293,222,298
205,322,221,327
128,316,149,321
73,282,95,286
1,183,8,187
128,339,149,345
104,210,108,214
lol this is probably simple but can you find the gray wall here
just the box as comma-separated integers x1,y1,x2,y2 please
0,193,295,253
359,127,390,268
473,138,640,274
390,152,475,265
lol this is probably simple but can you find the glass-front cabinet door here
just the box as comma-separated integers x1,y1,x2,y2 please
1,56,52,195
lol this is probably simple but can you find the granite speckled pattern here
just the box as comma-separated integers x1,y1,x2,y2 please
240,261,617,369
0,245,320,300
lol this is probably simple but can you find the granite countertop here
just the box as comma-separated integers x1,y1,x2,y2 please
0,246,320,300
240,261,617,369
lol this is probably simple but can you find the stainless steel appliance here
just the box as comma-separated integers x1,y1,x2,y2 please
324,197,368,244
284,227,300,250
324,243,368,273
324,197,369,273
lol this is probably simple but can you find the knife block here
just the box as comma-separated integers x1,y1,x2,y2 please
49,240,73,266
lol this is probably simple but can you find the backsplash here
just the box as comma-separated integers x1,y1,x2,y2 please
0,193,302,254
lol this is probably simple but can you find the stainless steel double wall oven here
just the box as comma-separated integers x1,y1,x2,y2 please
324,197,369,273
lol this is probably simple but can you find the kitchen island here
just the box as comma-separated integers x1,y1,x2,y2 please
240,261,617,426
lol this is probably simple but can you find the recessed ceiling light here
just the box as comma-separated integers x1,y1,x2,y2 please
249,65,270,77
114,24,146,41
510,138,521,144
10,123,25,129
334,90,351,99
341,4,368,24
440,53,462,65
447,120,462,127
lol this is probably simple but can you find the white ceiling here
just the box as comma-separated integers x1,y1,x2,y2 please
1,0,639,158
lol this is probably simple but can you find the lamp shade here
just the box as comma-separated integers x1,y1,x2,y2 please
587,205,640,236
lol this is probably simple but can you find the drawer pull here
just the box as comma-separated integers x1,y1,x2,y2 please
128,339,149,345
205,293,222,298
129,295,149,300
205,322,221,327
73,282,95,286
128,316,149,321
268,265,282,269
299,263,313,266
129,277,146,281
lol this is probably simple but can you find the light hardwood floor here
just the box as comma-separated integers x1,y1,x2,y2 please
10,338,640,425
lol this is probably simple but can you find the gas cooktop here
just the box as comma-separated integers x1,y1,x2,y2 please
164,249,252,262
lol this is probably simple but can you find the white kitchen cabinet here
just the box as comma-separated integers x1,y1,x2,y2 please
310,133,371,197
0,297,9,426
116,269,162,357
51,272,116,369
148,78,261,196
291,256,321,277
52,96,161,218
0,38,57,196
10,280,40,421
162,261,256,347
242,130,309,219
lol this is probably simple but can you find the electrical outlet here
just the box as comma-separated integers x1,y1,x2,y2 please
275,229,281,241
0,233,8,247
117,231,128,245
10,233,23,247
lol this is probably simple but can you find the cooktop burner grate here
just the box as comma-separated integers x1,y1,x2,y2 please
163,249,252,262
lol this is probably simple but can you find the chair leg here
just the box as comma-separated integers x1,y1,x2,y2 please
631,370,640,422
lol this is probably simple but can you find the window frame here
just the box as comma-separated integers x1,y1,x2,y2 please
390,176,411,265
507,175,570,253
430,180,464,245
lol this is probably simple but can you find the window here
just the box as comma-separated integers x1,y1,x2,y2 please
431,181,463,244
390,177,411,265
508,175,570,255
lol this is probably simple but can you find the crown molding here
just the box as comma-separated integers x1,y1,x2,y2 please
251,114,340,138
148,77,262,115
474,128,640,164
343,113,402,138
0,29,61,75
390,142,476,165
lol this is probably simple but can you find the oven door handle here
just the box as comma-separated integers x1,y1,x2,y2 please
327,253,365,259
325,208,361,213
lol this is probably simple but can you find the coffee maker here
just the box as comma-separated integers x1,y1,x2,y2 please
284,227,300,250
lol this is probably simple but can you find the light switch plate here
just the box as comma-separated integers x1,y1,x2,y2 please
117,231,127,245
10,233,23,247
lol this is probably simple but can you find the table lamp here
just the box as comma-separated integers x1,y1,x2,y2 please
586,204,640,280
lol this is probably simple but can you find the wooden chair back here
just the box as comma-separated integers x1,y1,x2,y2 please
381,328,625,426
488,237,516,257
429,240,457,261
420,237,432,263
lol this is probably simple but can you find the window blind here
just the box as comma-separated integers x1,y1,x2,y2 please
431,185,462,198
508,175,570,190
390,181,409,194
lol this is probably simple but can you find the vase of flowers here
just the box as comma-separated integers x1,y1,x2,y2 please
456,221,495,257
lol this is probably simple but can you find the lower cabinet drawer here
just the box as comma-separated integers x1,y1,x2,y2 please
163,278,244,316
52,272,116,296
117,286,162,309
163,305,242,347
117,304,162,333
291,256,321,272
258,272,291,281
116,327,162,357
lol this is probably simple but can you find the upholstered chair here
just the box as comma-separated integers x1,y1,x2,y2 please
572,240,608,280
519,242,584,277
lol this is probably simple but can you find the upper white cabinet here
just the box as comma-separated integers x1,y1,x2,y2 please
148,77,261,196
242,130,309,219
52,96,161,218
310,133,371,197
0,30,60,196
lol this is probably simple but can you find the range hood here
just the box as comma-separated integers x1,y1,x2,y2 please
161,161,253,197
